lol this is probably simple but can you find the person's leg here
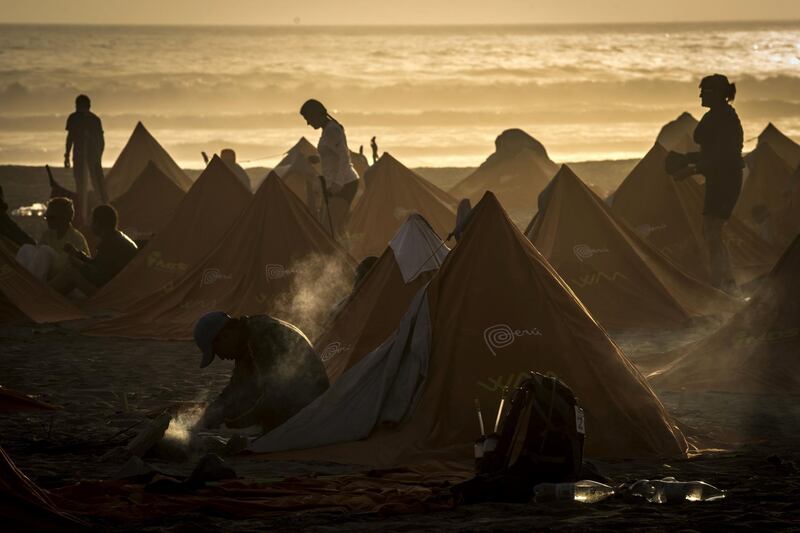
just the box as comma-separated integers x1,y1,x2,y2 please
49,264,98,296
330,181,358,238
703,214,736,291
73,155,89,222
89,157,108,204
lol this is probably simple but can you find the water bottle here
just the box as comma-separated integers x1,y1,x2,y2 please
533,480,615,504
628,477,726,503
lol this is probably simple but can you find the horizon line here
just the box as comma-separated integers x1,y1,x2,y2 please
0,18,798,29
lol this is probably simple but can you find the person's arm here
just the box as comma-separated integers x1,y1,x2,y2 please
97,117,105,157
64,116,73,168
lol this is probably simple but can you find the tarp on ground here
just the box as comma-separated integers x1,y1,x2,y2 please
656,112,699,152
735,143,798,247
104,122,193,200
610,141,780,286
85,172,354,340
87,156,252,312
649,234,800,393
0,244,85,324
756,123,800,170
111,160,186,241
317,214,449,383
251,192,687,464
347,153,457,260
0,447,85,530
527,165,738,330
450,129,559,213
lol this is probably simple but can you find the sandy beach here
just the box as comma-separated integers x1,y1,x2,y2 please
2,319,800,531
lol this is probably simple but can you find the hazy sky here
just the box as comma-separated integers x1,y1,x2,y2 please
1,0,798,26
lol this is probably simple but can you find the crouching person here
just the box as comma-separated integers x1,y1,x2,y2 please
193,312,330,431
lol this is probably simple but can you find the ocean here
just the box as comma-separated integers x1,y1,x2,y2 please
1,21,799,168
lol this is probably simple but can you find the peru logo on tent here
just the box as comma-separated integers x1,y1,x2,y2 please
200,268,232,286
572,244,610,262
265,264,296,282
483,324,542,356
320,341,352,362
634,223,668,238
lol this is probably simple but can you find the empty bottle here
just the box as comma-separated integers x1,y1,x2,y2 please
533,480,615,504
627,477,726,503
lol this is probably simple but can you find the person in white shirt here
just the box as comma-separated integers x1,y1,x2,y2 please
299,99,359,238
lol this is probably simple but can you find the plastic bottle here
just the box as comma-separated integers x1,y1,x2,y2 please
533,480,615,504
627,477,726,503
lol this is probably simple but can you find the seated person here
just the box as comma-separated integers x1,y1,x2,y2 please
220,148,251,191
0,185,35,248
193,311,330,431
50,204,137,296
16,197,89,280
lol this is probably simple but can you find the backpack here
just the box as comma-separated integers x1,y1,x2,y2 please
457,372,585,503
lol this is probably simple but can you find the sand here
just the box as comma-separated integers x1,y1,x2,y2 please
2,320,799,531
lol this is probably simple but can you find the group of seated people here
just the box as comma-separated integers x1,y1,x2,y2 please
1,186,137,297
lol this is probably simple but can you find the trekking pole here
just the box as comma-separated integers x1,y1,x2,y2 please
474,398,485,436
318,175,337,242
493,387,508,433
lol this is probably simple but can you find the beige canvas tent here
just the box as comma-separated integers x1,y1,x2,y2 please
650,235,800,393
735,143,798,247
610,141,780,286
317,214,449,384
527,165,737,330
0,244,84,324
347,153,457,260
111,160,186,241
87,156,252,312
656,112,699,152
756,123,800,170
86,172,353,340
104,122,193,200
250,192,687,465
450,129,559,214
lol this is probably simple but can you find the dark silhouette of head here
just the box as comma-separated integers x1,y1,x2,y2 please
75,94,91,112
300,99,329,129
90,204,118,237
354,256,379,288
45,197,75,232
220,148,237,164
700,74,736,109
212,318,249,360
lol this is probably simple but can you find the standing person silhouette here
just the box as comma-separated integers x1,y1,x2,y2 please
299,99,359,239
370,136,379,164
64,94,108,221
666,74,744,294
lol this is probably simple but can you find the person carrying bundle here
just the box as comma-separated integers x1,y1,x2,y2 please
299,99,360,239
665,74,744,294
15,197,89,281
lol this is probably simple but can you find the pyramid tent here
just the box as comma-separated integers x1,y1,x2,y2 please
251,192,687,464
527,165,737,330
347,153,457,260
272,151,323,209
450,129,559,213
610,142,780,286
656,112,699,151
756,123,800,170
111,160,186,241
735,143,797,246
85,173,354,340
104,122,193,200
278,137,369,179
0,245,85,324
87,156,252,312
317,214,449,384
650,235,800,393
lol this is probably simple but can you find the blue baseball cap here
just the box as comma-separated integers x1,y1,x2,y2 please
194,311,232,368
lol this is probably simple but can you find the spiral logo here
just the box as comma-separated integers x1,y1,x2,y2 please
319,341,351,362
483,324,542,356
200,268,230,286
265,264,288,281
572,244,609,262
